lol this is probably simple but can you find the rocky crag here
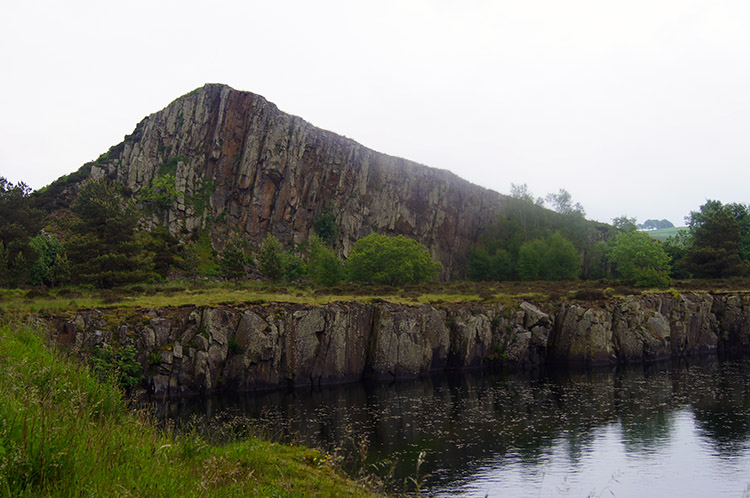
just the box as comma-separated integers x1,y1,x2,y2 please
77,84,507,276
46,292,750,398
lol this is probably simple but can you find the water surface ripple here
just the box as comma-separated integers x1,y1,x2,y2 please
158,358,750,497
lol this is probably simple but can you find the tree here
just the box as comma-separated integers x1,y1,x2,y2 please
609,231,671,287
0,177,42,287
29,233,65,286
518,232,580,281
346,233,441,286
258,233,284,282
683,201,746,278
612,215,638,232
314,207,338,246
545,189,585,218
467,246,514,281
307,237,345,286
219,235,248,283
66,178,153,288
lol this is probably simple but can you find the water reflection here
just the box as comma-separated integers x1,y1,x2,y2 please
157,358,750,496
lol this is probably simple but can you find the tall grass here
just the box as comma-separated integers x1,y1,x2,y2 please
0,321,378,497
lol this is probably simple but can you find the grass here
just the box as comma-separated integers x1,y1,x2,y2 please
6,277,750,314
643,227,687,240
0,321,381,497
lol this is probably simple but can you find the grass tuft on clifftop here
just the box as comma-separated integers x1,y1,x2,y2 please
0,321,379,497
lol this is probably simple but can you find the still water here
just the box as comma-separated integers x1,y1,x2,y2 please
158,358,750,497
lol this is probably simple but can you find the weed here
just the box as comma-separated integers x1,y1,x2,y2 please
227,336,243,355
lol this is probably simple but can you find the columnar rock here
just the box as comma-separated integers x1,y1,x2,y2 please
51,293,749,397
88,84,507,276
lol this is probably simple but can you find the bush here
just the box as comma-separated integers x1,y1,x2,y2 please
346,234,441,286
308,237,345,286
609,231,671,288
89,343,142,391
258,234,284,282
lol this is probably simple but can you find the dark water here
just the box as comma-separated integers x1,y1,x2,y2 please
157,358,750,497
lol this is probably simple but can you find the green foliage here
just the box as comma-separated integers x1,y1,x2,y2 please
189,177,215,217
183,231,219,278
308,237,345,286
612,215,638,232
583,240,609,280
90,343,142,391
683,200,747,278
468,184,601,281
314,207,338,245
545,188,585,217
28,233,65,286
227,336,243,356
67,178,154,288
663,230,692,279
137,227,182,279
609,231,671,287
346,233,441,285
467,246,514,281
518,232,580,281
0,177,43,287
219,235,249,283
258,233,284,282
280,251,307,282
139,173,179,211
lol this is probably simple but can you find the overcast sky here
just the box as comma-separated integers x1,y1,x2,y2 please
2,0,749,226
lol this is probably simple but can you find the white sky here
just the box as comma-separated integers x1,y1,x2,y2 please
2,0,749,226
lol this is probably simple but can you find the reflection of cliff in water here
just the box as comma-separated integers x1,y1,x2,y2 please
155,358,750,490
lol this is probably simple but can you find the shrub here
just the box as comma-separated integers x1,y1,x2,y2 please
518,232,580,281
90,343,142,391
258,234,284,282
308,237,345,286
346,234,441,286
609,231,671,288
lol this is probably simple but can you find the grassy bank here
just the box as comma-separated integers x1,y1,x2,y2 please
5,278,750,315
0,321,380,497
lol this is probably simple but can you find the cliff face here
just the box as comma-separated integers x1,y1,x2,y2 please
46,293,750,398
87,84,506,276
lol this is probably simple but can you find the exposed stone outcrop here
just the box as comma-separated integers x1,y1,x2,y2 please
84,84,507,276
49,292,750,398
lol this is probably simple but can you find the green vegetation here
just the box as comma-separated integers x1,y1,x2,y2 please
0,178,42,287
66,178,154,287
609,231,671,288
645,227,686,241
347,233,442,286
518,232,580,281
314,206,338,245
467,185,598,281
219,234,252,284
0,321,379,497
258,233,285,282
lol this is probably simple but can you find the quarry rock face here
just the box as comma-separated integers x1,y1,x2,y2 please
89,84,506,276
51,293,749,398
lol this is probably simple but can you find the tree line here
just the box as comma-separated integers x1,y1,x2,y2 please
3,175,748,290
0,177,441,289
467,184,750,287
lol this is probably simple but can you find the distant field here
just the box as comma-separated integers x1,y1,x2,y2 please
644,227,687,240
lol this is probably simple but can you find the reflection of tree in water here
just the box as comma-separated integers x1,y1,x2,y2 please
153,358,750,491
689,360,750,455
